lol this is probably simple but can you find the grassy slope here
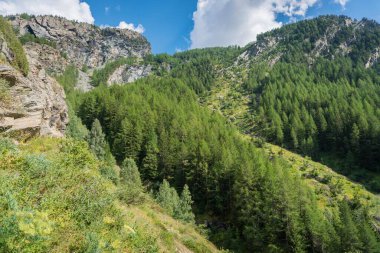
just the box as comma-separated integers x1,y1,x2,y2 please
0,137,220,253
264,143,380,219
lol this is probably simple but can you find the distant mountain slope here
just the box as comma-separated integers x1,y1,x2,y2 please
170,16,380,192
240,15,380,68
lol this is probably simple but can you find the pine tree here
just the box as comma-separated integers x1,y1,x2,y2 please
338,202,363,252
112,118,143,162
87,119,108,161
350,123,360,153
156,179,180,216
118,158,143,204
141,131,159,182
177,185,195,223
120,158,142,188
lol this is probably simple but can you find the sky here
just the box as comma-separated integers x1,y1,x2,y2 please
0,0,379,54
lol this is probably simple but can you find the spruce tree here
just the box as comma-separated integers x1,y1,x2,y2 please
119,158,143,204
177,185,195,223
338,202,363,252
141,131,159,182
120,158,142,188
87,119,107,161
156,179,180,217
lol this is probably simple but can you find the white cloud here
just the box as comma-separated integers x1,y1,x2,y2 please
105,6,110,14
0,0,94,23
117,21,145,34
190,0,318,49
334,0,348,7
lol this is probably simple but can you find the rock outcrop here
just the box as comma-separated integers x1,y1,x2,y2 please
107,64,152,85
10,15,151,69
23,42,68,74
0,37,68,138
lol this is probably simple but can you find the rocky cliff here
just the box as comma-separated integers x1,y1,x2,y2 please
10,15,151,69
107,64,152,85
0,40,68,138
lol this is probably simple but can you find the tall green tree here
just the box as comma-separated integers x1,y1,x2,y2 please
119,158,143,204
177,185,195,223
87,119,108,161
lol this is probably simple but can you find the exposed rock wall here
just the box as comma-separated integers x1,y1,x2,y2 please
0,37,68,138
10,15,151,69
23,42,68,74
107,65,152,85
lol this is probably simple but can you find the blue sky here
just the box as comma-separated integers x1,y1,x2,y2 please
85,0,380,54
1,0,379,54
86,0,197,54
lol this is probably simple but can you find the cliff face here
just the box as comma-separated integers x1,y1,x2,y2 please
10,15,151,69
107,64,152,86
0,37,68,138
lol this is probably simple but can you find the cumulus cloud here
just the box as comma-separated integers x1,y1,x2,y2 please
190,0,318,49
0,0,94,23
117,21,145,34
334,0,349,7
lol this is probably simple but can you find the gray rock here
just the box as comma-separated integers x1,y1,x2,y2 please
366,47,380,68
0,46,68,137
10,15,151,69
76,70,93,92
23,42,68,75
107,64,152,85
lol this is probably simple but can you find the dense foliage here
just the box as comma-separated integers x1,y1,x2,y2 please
3,14,379,253
0,16,29,75
245,58,380,191
156,180,195,223
256,15,380,67
75,76,380,252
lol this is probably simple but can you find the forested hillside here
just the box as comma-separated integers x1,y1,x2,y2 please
67,71,380,252
168,15,380,193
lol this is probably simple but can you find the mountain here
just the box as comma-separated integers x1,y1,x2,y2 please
190,16,380,192
240,15,380,67
10,14,151,69
1,14,380,253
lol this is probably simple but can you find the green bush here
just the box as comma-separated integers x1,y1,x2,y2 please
0,137,17,154
0,16,29,75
